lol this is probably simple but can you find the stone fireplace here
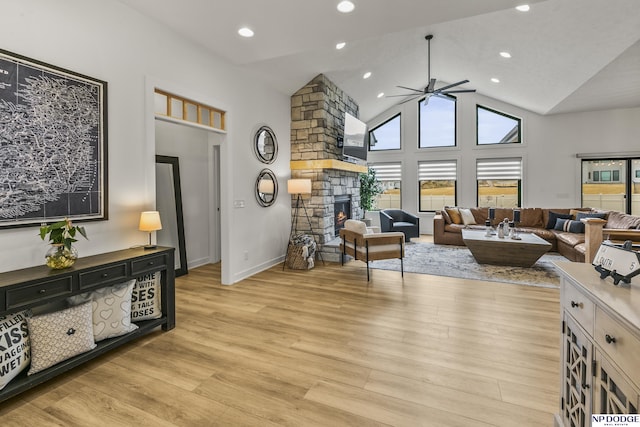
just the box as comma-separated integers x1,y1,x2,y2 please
290,74,366,262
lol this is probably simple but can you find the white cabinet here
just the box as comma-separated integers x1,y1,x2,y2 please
555,262,640,427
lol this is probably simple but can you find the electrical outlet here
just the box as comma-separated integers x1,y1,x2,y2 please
243,251,249,260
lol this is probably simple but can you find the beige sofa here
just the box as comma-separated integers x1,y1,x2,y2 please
434,207,640,263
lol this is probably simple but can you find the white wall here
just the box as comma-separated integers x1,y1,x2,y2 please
367,91,640,234
0,0,291,283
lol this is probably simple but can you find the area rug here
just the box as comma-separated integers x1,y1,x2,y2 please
369,242,567,288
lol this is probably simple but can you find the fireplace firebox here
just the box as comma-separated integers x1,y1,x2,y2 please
334,195,352,236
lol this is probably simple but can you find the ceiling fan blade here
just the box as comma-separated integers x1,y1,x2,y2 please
426,78,436,93
396,85,424,93
436,79,470,92
398,95,421,104
438,89,476,94
386,94,420,98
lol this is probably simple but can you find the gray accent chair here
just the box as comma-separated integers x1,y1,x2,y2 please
379,209,420,242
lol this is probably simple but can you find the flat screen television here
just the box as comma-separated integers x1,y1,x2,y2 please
342,112,368,162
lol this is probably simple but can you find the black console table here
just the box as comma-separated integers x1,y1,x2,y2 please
0,246,175,403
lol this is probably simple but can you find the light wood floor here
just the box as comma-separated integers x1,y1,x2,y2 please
0,247,561,426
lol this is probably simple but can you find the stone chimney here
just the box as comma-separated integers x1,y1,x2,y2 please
290,74,366,261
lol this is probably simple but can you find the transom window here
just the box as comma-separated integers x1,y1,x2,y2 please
477,105,521,145
369,114,401,151
154,89,225,131
419,95,456,148
418,160,457,212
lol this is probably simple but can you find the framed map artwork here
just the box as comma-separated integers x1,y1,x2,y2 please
0,49,108,228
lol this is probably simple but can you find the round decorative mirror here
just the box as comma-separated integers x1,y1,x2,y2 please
255,169,278,207
254,126,278,164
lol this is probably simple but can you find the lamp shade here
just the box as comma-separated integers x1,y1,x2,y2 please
287,179,311,195
139,211,162,232
258,178,275,194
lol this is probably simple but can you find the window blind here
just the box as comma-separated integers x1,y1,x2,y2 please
476,158,522,180
369,163,402,181
418,161,457,181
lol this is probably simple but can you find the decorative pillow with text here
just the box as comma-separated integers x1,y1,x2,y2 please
131,271,162,321
0,310,30,389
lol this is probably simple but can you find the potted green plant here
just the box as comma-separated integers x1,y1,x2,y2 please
39,218,88,269
359,168,383,224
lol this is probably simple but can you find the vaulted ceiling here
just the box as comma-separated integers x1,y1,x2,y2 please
118,0,640,122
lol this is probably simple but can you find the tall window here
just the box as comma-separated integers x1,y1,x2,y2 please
369,114,401,151
477,158,522,207
369,163,402,209
418,161,457,212
581,158,640,214
419,96,456,148
477,105,521,145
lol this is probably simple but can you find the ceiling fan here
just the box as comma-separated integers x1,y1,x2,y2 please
389,34,476,105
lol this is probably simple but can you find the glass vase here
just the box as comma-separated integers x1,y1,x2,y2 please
45,244,78,269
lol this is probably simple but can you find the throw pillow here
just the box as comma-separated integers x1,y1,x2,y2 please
546,211,572,229
68,279,138,342
0,310,30,390
440,208,452,224
131,271,162,321
569,209,589,219
575,212,606,221
27,301,96,375
459,208,476,225
344,219,368,235
445,207,463,224
554,218,585,234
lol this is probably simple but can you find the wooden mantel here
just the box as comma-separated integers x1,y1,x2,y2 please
290,159,368,173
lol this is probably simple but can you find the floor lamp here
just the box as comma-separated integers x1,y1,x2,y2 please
283,179,324,269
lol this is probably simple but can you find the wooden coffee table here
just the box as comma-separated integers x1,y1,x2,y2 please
462,229,552,267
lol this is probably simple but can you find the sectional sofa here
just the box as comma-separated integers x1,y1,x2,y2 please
433,207,640,262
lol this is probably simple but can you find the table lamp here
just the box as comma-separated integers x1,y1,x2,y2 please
139,211,162,249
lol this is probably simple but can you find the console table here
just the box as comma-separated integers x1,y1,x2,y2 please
554,261,640,427
0,246,175,403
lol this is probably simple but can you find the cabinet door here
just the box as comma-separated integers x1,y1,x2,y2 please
562,315,593,427
594,350,639,414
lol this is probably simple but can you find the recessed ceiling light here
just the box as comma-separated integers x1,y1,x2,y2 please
363,72,372,79
377,92,384,98
336,42,346,50
491,78,500,83
515,4,530,12
499,51,512,58
238,27,254,38
337,1,355,13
